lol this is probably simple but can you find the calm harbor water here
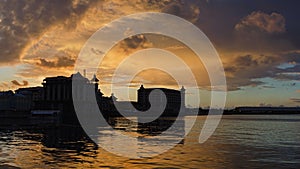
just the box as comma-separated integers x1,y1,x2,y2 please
0,115,300,168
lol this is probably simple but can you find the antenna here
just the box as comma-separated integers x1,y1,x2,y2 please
83,69,86,78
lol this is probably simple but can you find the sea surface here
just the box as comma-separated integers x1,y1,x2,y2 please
0,115,300,168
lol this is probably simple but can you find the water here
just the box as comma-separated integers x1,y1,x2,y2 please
0,115,300,168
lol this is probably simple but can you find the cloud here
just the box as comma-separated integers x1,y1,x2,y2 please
0,82,9,89
259,103,272,107
38,56,75,68
290,98,300,103
235,11,286,34
91,48,104,55
273,51,300,81
98,32,297,92
276,71,300,81
224,54,280,90
119,34,153,53
162,0,201,23
229,11,295,53
0,0,96,64
30,49,76,68
223,50,300,91
235,55,258,67
281,51,300,64
261,85,275,89
16,63,74,80
1,0,299,97
11,80,29,86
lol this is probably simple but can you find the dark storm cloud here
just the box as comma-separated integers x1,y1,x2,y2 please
0,0,96,64
224,66,237,73
190,0,300,51
224,54,280,90
226,77,264,91
285,65,300,73
276,71,300,81
225,54,279,76
11,80,28,86
274,51,300,81
281,51,300,63
225,51,300,90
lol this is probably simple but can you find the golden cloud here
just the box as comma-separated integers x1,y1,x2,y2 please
11,80,29,87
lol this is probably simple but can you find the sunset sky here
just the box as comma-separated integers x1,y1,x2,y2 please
0,0,300,108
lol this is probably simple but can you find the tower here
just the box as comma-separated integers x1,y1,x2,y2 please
180,86,186,109
83,69,86,78
90,74,99,92
110,93,117,102
138,84,146,106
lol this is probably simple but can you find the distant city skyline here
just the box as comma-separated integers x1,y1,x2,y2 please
0,0,300,108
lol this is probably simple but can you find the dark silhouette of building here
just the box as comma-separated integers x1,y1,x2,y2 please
43,76,72,102
1,72,189,122
34,72,116,123
15,87,44,109
0,90,31,117
0,91,13,111
234,106,300,114
137,85,186,116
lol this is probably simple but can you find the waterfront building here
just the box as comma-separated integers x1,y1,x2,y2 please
137,85,186,116
37,72,115,122
15,87,44,109
0,90,31,114
234,106,300,114
0,91,14,111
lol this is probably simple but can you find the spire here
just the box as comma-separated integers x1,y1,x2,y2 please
110,93,117,102
180,86,185,92
83,69,86,78
140,84,144,89
72,72,86,81
91,74,99,83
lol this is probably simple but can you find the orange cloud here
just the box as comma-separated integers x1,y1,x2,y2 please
235,11,286,34
38,56,75,68
0,0,98,65
11,80,29,87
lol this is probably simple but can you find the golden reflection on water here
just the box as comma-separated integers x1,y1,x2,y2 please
1,115,300,168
